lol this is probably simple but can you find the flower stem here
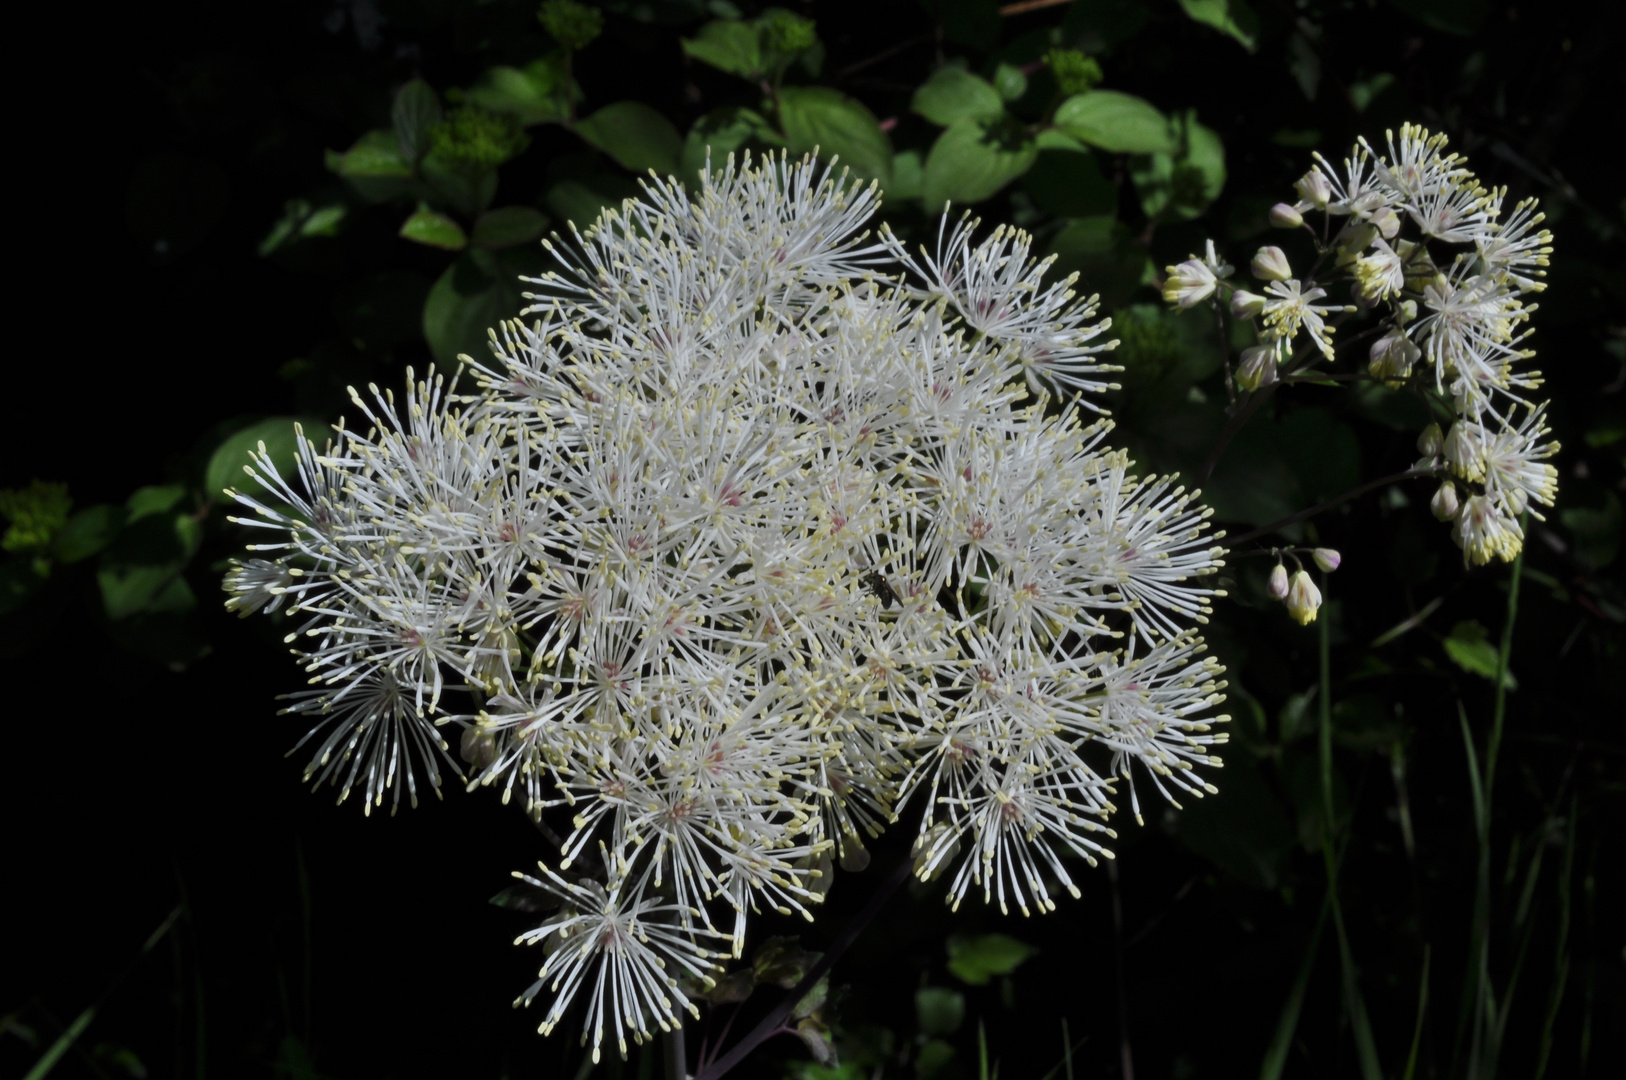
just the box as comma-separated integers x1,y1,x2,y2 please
694,855,914,1080
1224,465,1440,548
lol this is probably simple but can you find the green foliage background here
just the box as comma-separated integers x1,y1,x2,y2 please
3,1,1622,1078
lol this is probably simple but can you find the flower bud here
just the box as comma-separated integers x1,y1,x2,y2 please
1251,246,1293,282
1370,206,1401,240
460,726,497,769
1398,299,1418,324
1443,421,1485,480
1162,257,1218,308
1230,289,1266,318
1430,480,1460,521
1295,169,1331,209
1269,202,1305,229
1312,548,1341,572
1235,344,1278,391
1267,563,1290,599
1285,570,1322,625
1417,419,1443,458
1368,328,1420,384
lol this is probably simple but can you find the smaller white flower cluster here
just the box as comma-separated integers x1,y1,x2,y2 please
1163,123,1560,566
226,156,1231,1061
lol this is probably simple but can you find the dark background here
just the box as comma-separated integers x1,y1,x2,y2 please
4,2,1623,1078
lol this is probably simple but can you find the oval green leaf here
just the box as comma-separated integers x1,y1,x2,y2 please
575,101,683,176
778,87,893,186
911,66,1004,127
399,203,468,250
922,116,1037,210
206,418,316,498
471,206,549,249
1053,90,1176,154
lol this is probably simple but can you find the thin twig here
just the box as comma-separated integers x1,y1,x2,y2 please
1224,466,1440,548
694,856,914,1080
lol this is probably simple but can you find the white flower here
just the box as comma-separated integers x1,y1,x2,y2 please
229,154,1228,1052
1452,494,1525,566
513,854,727,1062
1261,279,1343,359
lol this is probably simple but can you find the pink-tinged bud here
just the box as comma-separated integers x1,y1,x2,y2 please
1431,481,1460,521
1313,548,1341,572
1285,570,1322,625
1230,289,1266,318
1269,202,1304,229
1295,169,1331,209
1268,563,1290,599
1416,423,1443,459
1235,344,1278,391
1251,246,1293,282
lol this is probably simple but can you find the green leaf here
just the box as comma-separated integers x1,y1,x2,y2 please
1023,145,1117,218
544,176,641,233
575,101,683,176
1444,620,1516,689
462,60,570,126
1177,0,1260,52
334,129,413,178
1130,110,1226,221
888,149,924,201
1053,90,1176,154
392,79,443,162
399,203,468,250
778,87,892,186
52,505,126,565
992,62,1028,102
682,18,764,79
915,987,965,1037
1348,72,1396,113
97,487,201,622
922,115,1036,209
1044,216,1149,311
946,934,1036,986
205,418,314,499
910,66,1004,127
423,249,546,368
471,206,549,249
679,107,786,184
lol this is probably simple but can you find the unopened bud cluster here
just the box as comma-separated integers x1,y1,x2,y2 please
1163,124,1559,569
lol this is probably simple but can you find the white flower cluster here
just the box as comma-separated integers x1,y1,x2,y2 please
226,155,1228,1060
1164,123,1559,566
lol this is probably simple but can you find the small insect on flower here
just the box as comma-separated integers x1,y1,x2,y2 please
861,569,898,610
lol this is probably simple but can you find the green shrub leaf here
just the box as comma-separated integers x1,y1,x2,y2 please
1054,90,1176,154
911,66,1004,127
778,87,892,185
922,115,1037,209
399,204,468,250
575,101,683,176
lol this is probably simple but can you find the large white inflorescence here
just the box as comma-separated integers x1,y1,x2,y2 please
226,155,1228,1060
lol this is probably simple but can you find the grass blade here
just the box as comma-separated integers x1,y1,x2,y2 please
1258,897,1329,1080
1400,946,1430,1080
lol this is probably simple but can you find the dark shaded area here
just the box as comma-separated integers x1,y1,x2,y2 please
5,2,1623,1078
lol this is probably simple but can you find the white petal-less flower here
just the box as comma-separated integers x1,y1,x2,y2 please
1261,279,1343,359
229,153,1228,1054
